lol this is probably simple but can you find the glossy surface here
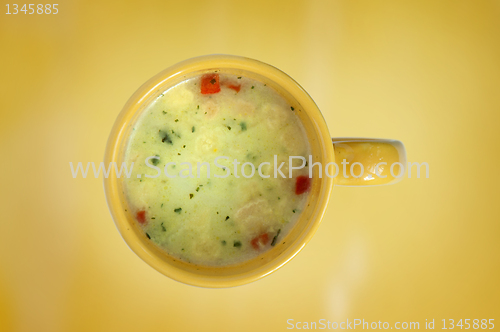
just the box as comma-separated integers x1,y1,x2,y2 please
1,0,499,331
332,139,406,186
104,55,334,287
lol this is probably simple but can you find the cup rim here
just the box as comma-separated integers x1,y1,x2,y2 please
103,54,334,287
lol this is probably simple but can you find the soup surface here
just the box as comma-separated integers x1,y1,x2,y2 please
123,72,311,266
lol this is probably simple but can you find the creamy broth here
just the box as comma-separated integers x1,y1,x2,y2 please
123,72,311,266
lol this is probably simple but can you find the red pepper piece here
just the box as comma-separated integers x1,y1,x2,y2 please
201,74,220,94
295,176,311,195
227,84,241,93
136,210,146,225
251,233,269,250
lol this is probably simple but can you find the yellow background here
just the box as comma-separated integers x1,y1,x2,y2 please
1,0,499,331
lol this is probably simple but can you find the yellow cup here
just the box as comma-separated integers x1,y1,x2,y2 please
104,55,406,287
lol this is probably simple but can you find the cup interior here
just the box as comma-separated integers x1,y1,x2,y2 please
104,55,334,287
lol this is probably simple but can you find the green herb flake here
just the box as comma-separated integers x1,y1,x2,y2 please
240,122,247,131
146,233,151,239
161,223,166,232
192,126,195,133
251,86,254,89
151,155,160,166
225,216,230,220
291,106,295,111
271,229,281,246
210,78,216,85
197,105,199,109
293,209,296,213
161,132,173,144
189,194,194,199
174,208,182,214
175,119,179,122
162,111,167,114
227,126,231,130
221,240,227,245
196,187,200,192
237,76,242,79
233,241,242,248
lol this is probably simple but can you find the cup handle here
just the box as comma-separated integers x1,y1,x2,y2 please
331,138,407,186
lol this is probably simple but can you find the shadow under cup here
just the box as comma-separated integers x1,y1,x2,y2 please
104,55,335,288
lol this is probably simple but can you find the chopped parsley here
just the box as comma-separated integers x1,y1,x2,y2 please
189,194,194,199
291,106,295,111
192,126,195,133
240,122,247,131
233,241,242,248
271,229,281,246
146,233,151,239
161,132,173,144
174,208,182,214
